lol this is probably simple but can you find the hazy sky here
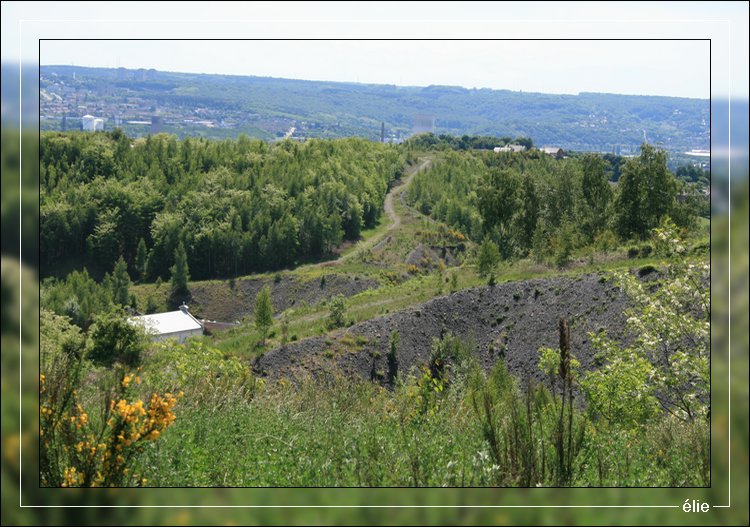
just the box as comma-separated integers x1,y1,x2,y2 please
4,2,748,99
39,39,710,99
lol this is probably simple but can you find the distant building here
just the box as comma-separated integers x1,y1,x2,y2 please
81,114,104,132
129,303,204,343
81,114,96,131
494,144,526,153
541,147,566,159
412,114,435,135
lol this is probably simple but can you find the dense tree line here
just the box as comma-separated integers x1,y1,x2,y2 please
404,133,534,152
41,131,404,280
408,144,703,263
675,163,710,187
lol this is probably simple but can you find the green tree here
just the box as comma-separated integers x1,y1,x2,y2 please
531,222,549,263
87,207,122,270
112,256,131,307
581,222,709,425
514,136,534,149
135,238,148,281
581,154,612,240
670,181,703,229
615,143,677,239
170,241,190,306
254,285,274,345
553,222,575,269
450,270,459,293
41,268,113,329
515,173,539,252
477,238,500,280
478,168,520,258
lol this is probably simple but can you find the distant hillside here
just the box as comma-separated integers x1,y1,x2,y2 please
40,65,709,153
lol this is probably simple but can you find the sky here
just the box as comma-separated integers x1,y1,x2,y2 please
38,39,710,99
3,1,748,99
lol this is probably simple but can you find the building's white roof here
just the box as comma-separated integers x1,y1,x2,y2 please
129,309,202,336
495,144,526,153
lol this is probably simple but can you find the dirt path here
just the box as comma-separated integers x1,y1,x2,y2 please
382,158,430,231
348,157,431,256
304,158,431,269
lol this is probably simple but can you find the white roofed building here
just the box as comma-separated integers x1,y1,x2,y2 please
129,303,203,343
494,144,526,153
81,114,96,131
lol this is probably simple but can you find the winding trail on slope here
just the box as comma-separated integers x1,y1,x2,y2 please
306,158,432,268
382,157,431,231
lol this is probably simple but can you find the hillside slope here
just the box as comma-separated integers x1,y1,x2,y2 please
40,65,709,152
254,272,648,385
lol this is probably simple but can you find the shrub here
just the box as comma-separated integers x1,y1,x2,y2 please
147,340,255,400
327,295,347,330
280,318,290,346
594,229,618,252
88,308,150,367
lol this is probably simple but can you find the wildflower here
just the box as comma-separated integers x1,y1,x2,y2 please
121,374,134,388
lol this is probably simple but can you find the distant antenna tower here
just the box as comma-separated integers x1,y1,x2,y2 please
381,122,385,143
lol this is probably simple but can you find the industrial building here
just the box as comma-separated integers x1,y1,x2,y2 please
129,303,204,343
81,114,104,132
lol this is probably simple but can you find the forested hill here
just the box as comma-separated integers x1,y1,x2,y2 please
40,65,709,153
40,132,404,280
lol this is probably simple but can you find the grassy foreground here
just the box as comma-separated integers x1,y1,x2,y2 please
132,346,708,487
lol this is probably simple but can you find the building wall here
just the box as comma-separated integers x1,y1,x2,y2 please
154,328,203,343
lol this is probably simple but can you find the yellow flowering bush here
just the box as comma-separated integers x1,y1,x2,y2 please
40,309,181,487
42,365,181,487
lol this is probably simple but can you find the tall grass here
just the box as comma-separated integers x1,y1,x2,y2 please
132,334,708,487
